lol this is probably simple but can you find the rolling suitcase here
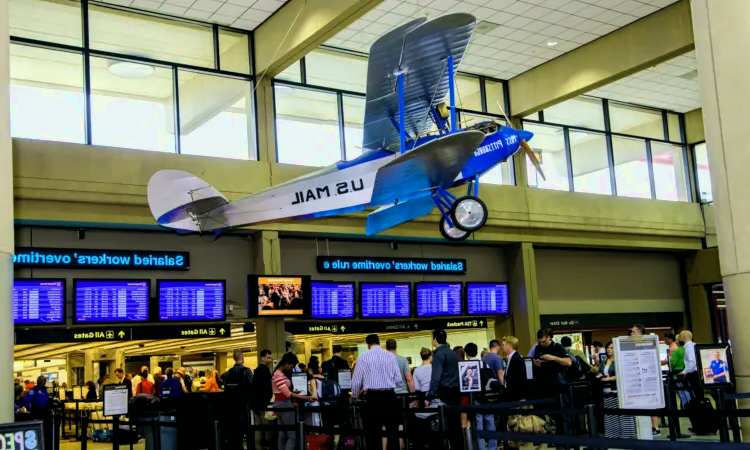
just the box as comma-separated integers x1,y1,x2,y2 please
686,398,719,435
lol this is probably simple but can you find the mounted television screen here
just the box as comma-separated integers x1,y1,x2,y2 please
360,283,411,318
74,279,149,324
465,282,509,315
158,280,225,321
415,282,463,317
13,279,66,325
311,281,355,319
250,275,310,317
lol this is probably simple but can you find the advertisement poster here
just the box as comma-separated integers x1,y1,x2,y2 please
556,333,584,353
696,344,734,388
614,335,665,410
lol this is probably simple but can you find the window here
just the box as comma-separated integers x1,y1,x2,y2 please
461,113,513,186
218,29,251,75
544,97,604,130
569,131,611,195
306,50,367,93
275,85,341,166
89,5,214,68
10,0,82,46
276,61,301,83
609,102,664,140
485,79,505,116
10,45,85,143
343,95,365,160
651,142,688,201
524,123,568,191
667,112,682,142
90,57,175,152
524,112,540,121
178,72,254,159
612,137,651,199
694,142,712,203
455,75,482,112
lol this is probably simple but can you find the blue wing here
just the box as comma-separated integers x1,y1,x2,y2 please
366,192,435,236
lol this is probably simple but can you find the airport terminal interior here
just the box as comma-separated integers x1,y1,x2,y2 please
2,0,750,449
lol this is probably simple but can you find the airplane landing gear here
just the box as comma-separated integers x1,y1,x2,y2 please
439,216,470,242
450,195,487,232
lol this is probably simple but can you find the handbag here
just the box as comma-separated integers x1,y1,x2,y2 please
507,406,547,449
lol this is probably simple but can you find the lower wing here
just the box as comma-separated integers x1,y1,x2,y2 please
366,192,435,236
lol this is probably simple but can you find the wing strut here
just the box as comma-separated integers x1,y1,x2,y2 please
448,55,457,133
398,72,406,154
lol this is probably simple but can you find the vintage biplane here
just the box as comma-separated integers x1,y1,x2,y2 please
148,13,544,242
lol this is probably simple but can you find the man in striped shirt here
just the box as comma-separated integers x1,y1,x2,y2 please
351,334,403,450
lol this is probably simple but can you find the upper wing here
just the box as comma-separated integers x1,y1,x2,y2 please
362,13,476,152
369,130,485,206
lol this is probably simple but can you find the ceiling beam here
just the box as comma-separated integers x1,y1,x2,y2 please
253,0,381,78
509,0,695,117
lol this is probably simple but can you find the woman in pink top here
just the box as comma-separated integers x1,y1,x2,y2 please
273,353,316,450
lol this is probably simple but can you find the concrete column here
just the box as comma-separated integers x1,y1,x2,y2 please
684,248,722,342
215,353,228,374
506,243,540,352
252,231,287,360
0,0,13,424
692,0,750,418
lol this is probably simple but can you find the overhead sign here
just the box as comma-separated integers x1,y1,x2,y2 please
131,324,231,340
16,327,131,344
540,312,684,330
242,323,256,333
284,317,487,335
316,256,466,274
0,421,43,450
13,247,190,270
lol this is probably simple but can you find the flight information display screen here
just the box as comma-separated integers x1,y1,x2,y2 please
360,283,411,318
416,283,462,317
74,280,149,323
466,283,509,315
158,280,225,321
13,279,65,325
311,282,355,319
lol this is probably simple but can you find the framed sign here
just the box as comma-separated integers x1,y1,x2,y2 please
103,384,130,417
696,343,734,388
0,421,43,450
458,360,481,393
614,335,665,409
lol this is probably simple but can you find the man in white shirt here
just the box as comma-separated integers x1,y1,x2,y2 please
679,330,699,398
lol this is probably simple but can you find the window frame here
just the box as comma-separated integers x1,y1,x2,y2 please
691,140,712,204
10,0,257,159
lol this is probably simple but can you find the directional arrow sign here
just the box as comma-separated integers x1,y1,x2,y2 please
118,330,126,338
479,320,484,326
341,326,346,332
219,328,226,336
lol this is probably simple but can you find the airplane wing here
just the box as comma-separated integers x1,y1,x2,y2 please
366,192,435,236
362,13,476,152
369,130,484,207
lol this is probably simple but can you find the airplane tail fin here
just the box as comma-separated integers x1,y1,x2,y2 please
147,170,229,232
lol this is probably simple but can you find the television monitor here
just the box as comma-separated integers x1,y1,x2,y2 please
74,279,150,324
311,281,355,319
465,282,509,315
13,279,66,325
157,280,225,321
249,275,311,317
415,282,463,317
360,282,411,318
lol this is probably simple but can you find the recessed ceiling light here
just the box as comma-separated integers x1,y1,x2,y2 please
546,41,558,46
107,60,155,78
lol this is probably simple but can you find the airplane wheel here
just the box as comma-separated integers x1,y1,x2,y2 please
450,195,487,232
440,216,470,242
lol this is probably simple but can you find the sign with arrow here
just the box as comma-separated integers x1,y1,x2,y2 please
130,324,233,340
283,317,488,335
16,327,132,344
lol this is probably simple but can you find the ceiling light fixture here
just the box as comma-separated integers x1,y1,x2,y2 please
107,60,155,78
546,41,558,46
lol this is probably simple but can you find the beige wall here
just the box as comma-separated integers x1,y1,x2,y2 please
14,227,254,318
280,238,507,283
535,249,685,315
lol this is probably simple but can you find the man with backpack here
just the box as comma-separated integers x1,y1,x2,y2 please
466,342,498,450
560,336,590,382
322,345,350,384
222,350,254,450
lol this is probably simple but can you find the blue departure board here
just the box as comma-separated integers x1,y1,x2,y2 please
466,283,509,315
312,282,355,319
13,279,65,325
360,283,411,318
74,280,149,323
158,280,225,321
416,283,462,317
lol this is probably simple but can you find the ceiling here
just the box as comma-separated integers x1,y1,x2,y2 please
587,51,701,113
325,0,679,80
97,0,287,31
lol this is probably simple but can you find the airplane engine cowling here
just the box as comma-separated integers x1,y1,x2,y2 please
147,170,228,232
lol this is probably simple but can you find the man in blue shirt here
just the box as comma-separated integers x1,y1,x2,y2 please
482,339,505,383
24,376,49,413
709,351,729,383
160,368,184,405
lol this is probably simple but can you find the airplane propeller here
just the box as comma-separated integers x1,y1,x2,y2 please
495,101,546,181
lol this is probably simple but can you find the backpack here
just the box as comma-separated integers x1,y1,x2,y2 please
319,378,341,399
478,361,502,403
566,353,591,382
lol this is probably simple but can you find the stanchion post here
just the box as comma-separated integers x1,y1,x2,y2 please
401,396,410,450
438,403,448,448
469,393,480,450
665,381,677,441
716,389,729,443
464,426,474,450
212,420,221,450
297,421,305,450
585,404,598,450
559,394,571,450
112,415,119,450
51,413,59,450
153,417,162,450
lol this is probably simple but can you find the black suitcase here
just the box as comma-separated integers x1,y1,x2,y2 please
686,398,719,435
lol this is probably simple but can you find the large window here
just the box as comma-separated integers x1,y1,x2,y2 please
275,85,341,167
9,0,255,159
343,95,365,161
694,142,712,203
523,95,691,201
306,50,367,93
524,123,568,191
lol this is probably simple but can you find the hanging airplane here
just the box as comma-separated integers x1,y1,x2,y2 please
147,12,545,242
